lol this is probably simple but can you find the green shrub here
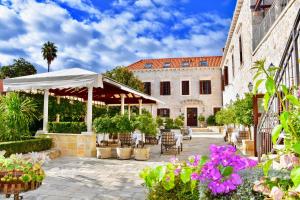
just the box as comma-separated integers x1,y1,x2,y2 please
135,114,157,136
48,122,87,134
198,115,205,122
114,115,133,134
206,115,216,126
0,138,52,157
156,117,164,127
164,118,174,129
173,116,184,129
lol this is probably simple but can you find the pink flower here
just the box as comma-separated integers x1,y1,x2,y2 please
270,186,284,200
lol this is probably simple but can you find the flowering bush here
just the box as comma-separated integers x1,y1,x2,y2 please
140,155,207,200
140,145,258,199
196,145,257,195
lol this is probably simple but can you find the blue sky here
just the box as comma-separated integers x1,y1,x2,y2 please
0,0,236,72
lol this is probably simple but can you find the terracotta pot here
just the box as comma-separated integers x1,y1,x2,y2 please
96,147,112,159
116,147,132,160
134,147,150,161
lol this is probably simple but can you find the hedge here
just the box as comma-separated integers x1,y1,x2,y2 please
0,138,52,157
48,122,87,134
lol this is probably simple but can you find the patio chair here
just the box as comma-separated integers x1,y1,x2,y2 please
119,134,134,147
237,131,250,144
161,132,180,155
181,128,192,140
145,135,159,145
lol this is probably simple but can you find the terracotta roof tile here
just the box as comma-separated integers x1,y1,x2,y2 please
127,56,222,71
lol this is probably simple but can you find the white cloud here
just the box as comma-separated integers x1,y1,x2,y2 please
0,0,230,72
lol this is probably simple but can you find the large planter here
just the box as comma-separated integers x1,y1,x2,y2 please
116,147,132,160
134,147,150,161
96,147,112,159
0,170,42,200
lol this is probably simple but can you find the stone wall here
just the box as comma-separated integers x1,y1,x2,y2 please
43,133,96,157
222,0,254,105
133,67,222,126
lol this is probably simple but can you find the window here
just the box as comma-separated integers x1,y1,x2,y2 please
199,61,208,67
181,81,189,95
163,62,171,68
144,63,153,69
181,61,190,67
157,108,170,117
239,35,243,65
213,107,221,115
160,81,171,95
199,80,212,94
223,66,229,86
232,54,235,78
143,82,151,95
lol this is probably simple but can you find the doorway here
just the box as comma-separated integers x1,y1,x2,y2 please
187,108,197,127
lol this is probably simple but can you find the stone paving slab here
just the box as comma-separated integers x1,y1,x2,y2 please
3,132,224,200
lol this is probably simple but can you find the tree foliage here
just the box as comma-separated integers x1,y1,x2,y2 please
104,66,144,91
0,58,37,79
41,41,57,72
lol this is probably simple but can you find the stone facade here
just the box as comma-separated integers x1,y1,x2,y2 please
221,0,300,104
128,57,223,127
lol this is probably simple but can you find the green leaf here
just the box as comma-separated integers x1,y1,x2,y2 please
254,79,264,94
286,95,300,106
265,78,276,95
155,166,166,182
198,155,208,167
292,143,300,155
271,124,283,144
263,93,270,111
281,85,289,96
280,111,290,131
221,166,233,177
263,159,273,176
253,72,263,81
291,167,300,187
180,167,192,184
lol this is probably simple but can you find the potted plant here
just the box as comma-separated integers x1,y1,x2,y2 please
198,115,206,128
0,151,47,200
93,116,115,159
134,114,157,161
115,115,134,160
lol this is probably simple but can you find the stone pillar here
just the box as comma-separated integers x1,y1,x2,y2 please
138,99,143,115
128,104,131,119
56,96,60,122
86,86,93,133
121,94,125,115
43,89,49,133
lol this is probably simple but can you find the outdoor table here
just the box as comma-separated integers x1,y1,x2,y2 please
96,134,110,144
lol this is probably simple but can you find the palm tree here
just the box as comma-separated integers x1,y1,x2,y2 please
41,41,57,72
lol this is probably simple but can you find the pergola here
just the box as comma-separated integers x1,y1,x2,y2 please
3,68,163,134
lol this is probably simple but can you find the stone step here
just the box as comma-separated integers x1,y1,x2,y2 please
191,128,212,132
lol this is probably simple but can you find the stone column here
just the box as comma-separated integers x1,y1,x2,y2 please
56,96,60,122
121,94,125,115
128,104,131,119
86,86,93,133
138,99,143,115
43,89,49,133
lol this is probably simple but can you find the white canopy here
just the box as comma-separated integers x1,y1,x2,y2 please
4,68,103,91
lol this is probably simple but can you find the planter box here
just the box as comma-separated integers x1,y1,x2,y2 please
134,148,150,161
96,147,112,159
242,140,254,156
116,147,132,160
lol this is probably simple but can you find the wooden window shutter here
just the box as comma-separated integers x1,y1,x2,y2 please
160,82,163,95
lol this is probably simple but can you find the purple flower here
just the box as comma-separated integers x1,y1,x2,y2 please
174,168,181,176
188,155,201,167
170,157,178,164
191,172,199,180
193,144,257,195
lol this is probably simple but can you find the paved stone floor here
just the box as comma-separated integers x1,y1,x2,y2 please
13,132,224,200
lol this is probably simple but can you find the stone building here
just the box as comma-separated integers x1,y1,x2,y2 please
127,56,222,127
221,0,300,105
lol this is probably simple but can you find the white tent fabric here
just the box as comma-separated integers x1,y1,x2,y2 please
4,68,103,91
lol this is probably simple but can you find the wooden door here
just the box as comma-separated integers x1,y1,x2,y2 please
187,108,197,127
